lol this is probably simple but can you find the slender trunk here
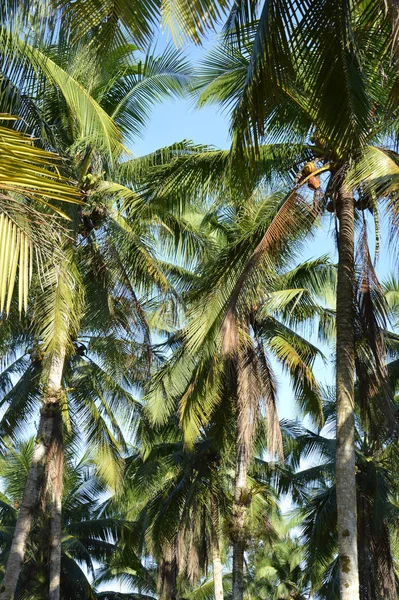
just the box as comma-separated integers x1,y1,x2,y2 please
45,351,65,600
231,453,246,600
232,376,250,600
335,183,360,600
232,357,252,600
357,494,374,600
48,408,64,600
159,543,177,600
372,523,398,600
0,352,65,600
0,411,53,600
210,496,223,600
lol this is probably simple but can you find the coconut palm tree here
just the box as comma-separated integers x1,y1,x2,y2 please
282,393,399,600
0,17,194,598
195,12,399,598
0,117,80,315
100,390,290,600
144,191,336,600
246,532,309,600
132,15,399,594
122,430,230,600
280,262,399,599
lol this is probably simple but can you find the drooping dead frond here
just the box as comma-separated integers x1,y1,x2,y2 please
254,339,283,462
221,308,238,357
236,344,261,488
221,190,317,324
354,224,395,437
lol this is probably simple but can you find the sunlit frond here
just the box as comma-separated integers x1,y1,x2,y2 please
0,121,79,205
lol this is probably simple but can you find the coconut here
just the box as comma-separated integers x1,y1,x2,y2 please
308,175,320,191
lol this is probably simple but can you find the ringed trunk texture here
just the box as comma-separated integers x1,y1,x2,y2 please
335,184,360,600
231,449,247,600
210,496,223,600
158,543,177,600
231,539,245,600
232,352,254,600
48,407,64,600
0,352,65,600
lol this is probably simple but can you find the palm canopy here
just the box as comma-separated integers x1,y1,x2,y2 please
0,9,195,341
0,116,81,315
96,398,287,598
190,1,397,157
0,167,191,484
0,16,190,159
146,190,334,445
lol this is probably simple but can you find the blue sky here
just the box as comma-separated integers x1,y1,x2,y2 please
132,33,231,156
133,97,231,156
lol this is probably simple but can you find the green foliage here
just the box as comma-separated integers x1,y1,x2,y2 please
3,2,399,600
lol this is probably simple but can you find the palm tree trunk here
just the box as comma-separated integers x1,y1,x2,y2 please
232,454,247,600
159,543,177,600
373,523,398,600
232,377,250,600
210,496,223,600
0,352,65,600
231,350,256,600
47,406,64,600
335,182,360,600
357,494,374,600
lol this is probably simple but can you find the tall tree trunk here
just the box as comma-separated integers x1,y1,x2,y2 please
210,496,223,600
372,523,398,600
158,543,177,600
231,350,255,600
47,404,64,600
231,463,246,600
0,352,65,600
357,494,374,600
335,183,360,600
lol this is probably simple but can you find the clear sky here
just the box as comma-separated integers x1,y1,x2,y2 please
132,32,231,156
133,98,231,156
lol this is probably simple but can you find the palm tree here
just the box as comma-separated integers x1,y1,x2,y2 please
282,258,399,600
282,393,399,600
145,191,335,600
0,17,192,599
133,15,399,594
0,117,80,315
101,387,292,600
123,432,229,600
246,532,309,600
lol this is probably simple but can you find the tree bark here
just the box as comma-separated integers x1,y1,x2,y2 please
0,352,65,600
210,496,223,600
158,543,177,600
335,183,360,600
231,539,244,600
231,352,254,600
231,461,246,600
47,406,64,600
232,358,253,600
